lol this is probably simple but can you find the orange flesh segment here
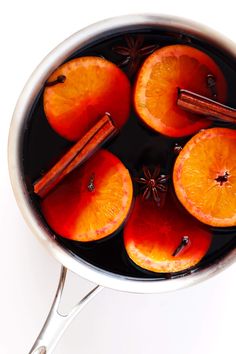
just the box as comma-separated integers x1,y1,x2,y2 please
174,127,236,227
41,150,133,241
124,196,212,273
134,45,227,137
44,57,131,141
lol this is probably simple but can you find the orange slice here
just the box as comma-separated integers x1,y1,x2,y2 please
124,196,212,273
173,127,236,227
134,45,227,137
44,57,131,141
41,149,133,241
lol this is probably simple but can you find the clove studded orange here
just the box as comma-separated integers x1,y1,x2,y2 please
134,44,227,137
173,127,236,227
44,57,131,141
124,195,212,273
41,150,133,241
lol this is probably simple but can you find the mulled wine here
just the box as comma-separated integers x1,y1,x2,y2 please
23,28,236,279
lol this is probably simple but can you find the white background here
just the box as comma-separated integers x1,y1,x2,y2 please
1,1,236,353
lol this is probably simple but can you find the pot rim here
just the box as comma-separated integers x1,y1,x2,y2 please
8,13,236,294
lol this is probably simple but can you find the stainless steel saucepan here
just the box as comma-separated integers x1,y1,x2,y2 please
8,14,236,354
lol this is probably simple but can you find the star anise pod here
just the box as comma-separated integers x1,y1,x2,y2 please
135,166,169,207
112,35,159,78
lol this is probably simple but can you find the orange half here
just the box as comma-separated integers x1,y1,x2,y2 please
124,196,212,273
41,149,133,241
134,45,227,137
44,57,131,141
173,127,236,227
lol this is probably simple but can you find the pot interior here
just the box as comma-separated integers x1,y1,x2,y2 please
18,19,236,285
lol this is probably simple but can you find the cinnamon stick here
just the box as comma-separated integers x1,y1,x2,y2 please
177,89,236,124
34,114,117,198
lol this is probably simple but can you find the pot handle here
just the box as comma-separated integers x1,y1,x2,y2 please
28,266,103,354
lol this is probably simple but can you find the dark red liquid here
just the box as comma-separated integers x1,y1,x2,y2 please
22,28,236,279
